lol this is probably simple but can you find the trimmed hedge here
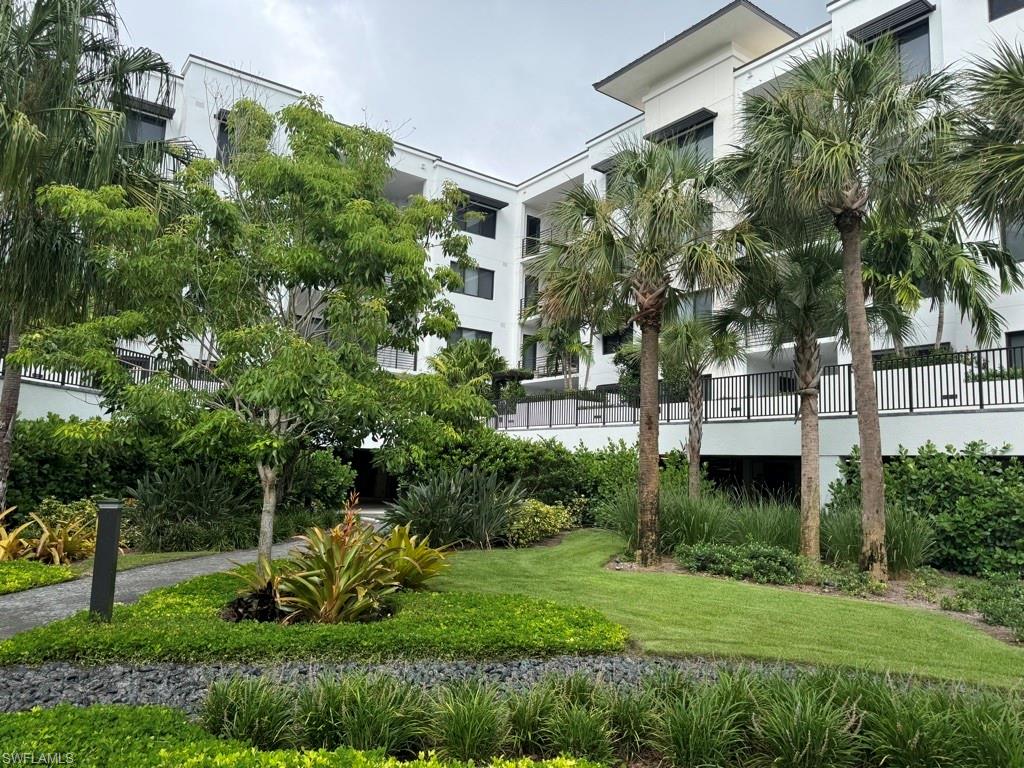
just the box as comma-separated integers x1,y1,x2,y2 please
0,560,75,595
829,442,1024,575
0,705,599,768
0,571,627,664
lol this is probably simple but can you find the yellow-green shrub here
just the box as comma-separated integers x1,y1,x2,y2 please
507,500,573,547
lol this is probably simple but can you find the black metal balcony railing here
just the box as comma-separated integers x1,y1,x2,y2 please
375,346,417,371
0,341,418,391
521,229,551,259
520,353,579,378
491,345,1024,430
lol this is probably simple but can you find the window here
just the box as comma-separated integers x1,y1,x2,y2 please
124,111,167,144
602,325,634,355
215,111,232,165
676,121,714,163
455,202,498,239
991,0,1024,20
679,290,713,321
1002,220,1024,263
893,20,931,81
521,335,538,370
447,327,492,346
450,261,494,299
1008,331,1024,370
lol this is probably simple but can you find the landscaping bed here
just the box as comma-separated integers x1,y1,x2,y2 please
0,570,626,664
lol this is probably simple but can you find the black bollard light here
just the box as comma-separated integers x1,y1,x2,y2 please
89,499,122,621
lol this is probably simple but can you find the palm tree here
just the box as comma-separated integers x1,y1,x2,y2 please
0,0,171,510
618,316,742,500
716,224,846,560
538,139,737,564
863,210,1022,352
429,338,509,395
962,39,1024,227
524,321,593,392
725,39,961,580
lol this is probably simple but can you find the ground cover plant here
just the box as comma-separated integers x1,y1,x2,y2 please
438,531,1024,686
943,573,1024,642
0,562,626,663
0,559,74,594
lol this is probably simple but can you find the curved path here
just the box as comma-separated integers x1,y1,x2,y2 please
0,542,295,640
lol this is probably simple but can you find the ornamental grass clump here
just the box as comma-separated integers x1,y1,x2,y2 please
201,676,296,750
430,680,508,762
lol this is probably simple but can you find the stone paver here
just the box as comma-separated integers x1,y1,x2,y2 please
0,542,294,640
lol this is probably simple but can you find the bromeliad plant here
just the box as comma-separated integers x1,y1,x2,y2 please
230,506,448,625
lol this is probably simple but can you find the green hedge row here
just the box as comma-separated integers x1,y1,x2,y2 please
0,570,627,664
0,705,597,768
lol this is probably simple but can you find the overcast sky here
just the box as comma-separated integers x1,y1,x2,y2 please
117,0,827,182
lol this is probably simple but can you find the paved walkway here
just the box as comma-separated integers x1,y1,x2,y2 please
0,542,295,641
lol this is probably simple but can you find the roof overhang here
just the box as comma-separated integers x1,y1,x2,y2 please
461,189,509,211
644,108,717,143
593,1,797,109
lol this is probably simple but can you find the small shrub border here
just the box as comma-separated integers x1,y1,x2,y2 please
0,571,627,664
942,574,1024,642
675,542,802,585
0,559,75,595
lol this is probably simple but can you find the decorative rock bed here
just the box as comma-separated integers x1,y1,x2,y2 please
0,655,809,713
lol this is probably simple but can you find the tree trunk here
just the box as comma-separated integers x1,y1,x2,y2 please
795,332,821,562
256,462,279,576
836,214,888,580
0,317,23,513
583,329,594,389
934,301,945,351
687,374,703,501
637,321,661,565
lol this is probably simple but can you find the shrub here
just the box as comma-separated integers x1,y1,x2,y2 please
127,463,258,552
828,443,1024,575
201,677,296,749
386,468,525,548
0,559,75,595
0,506,33,561
507,499,574,547
27,497,99,564
676,541,802,585
821,503,936,575
942,573,1024,641
382,524,449,589
295,674,427,754
800,560,886,597
431,680,507,761
544,702,614,764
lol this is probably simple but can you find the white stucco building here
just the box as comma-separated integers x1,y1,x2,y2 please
5,0,1024,496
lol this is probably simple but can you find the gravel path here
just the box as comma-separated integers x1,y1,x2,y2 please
0,542,295,640
0,656,807,713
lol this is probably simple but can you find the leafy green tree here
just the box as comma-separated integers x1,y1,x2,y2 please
726,39,961,580
16,98,491,568
524,322,594,392
0,0,172,511
539,140,737,564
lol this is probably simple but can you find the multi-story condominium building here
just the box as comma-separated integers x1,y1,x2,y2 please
6,0,1024,498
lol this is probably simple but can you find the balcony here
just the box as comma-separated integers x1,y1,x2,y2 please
521,229,551,259
521,353,578,379
520,294,539,320
376,346,417,371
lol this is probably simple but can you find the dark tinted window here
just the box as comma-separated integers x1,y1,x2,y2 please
447,327,493,346
602,326,634,355
450,261,494,299
991,0,1024,20
216,118,231,165
455,202,498,239
895,20,931,81
676,121,714,163
124,111,166,144
1008,331,1024,369
521,335,537,369
679,290,713,321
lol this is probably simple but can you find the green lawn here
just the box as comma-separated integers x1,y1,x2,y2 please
70,550,214,576
438,530,1024,687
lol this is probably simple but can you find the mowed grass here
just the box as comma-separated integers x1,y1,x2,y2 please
438,529,1024,687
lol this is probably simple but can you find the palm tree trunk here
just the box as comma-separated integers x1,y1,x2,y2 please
934,301,945,351
836,214,888,581
583,329,594,389
637,321,661,565
0,316,23,513
795,332,821,562
687,374,703,501
256,461,278,576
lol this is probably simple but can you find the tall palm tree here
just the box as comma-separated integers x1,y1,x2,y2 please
618,316,742,500
716,224,846,560
0,0,171,510
725,39,961,580
537,139,737,564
